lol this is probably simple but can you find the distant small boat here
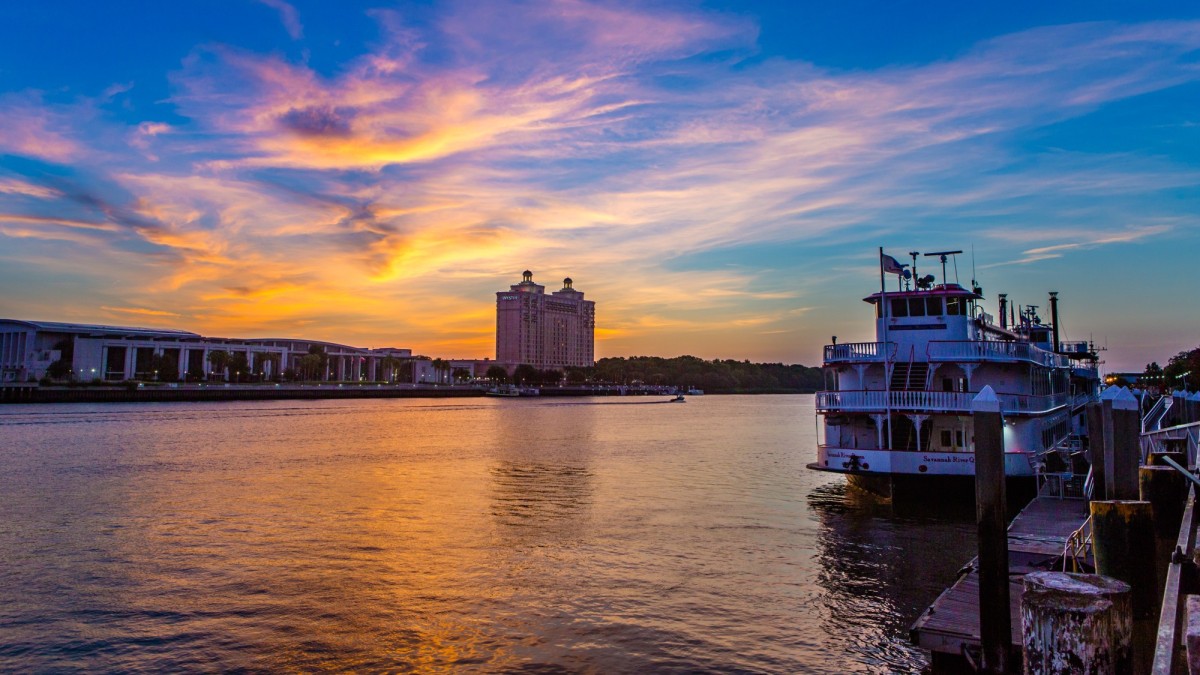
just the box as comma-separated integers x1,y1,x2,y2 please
486,385,540,397
670,394,686,403
686,388,704,396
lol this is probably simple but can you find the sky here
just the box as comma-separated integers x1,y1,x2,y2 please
0,1,1197,371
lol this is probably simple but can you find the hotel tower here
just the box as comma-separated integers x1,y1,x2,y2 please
496,271,595,370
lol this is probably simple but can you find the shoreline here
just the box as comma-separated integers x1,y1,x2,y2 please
0,383,815,404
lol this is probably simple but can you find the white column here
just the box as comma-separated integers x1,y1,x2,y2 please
124,346,135,380
909,414,930,452
870,413,887,450
368,357,377,382
962,363,978,391
853,364,868,389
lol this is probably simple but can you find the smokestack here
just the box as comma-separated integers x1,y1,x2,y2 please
998,294,1008,330
1049,292,1060,353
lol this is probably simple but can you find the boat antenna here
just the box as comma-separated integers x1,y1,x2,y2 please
971,244,976,287
923,250,963,287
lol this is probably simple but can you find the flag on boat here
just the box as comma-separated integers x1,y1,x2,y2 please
881,253,908,275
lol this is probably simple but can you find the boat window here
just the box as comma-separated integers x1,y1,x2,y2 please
909,298,926,316
941,430,952,447
946,297,963,315
926,297,943,315
891,298,908,317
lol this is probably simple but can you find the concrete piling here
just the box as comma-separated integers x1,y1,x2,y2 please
973,386,1010,674
1100,387,1140,500
1021,571,1132,674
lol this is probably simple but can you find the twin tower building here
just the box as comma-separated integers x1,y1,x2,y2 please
496,271,595,371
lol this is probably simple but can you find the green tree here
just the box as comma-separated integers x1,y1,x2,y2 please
1164,347,1200,391
298,353,322,381
207,350,231,381
512,364,538,385
431,358,450,384
228,352,250,383
149,353,179,381
46,338,75,381
307,345,329,379
380,356,402,383
46,358,73,381
485,365,509,383
452,367,471,383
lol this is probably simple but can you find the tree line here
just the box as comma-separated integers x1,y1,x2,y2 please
486,355,822,393
1139,345,1200,392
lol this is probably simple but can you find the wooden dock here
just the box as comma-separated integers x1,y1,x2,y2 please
910,497,1091,663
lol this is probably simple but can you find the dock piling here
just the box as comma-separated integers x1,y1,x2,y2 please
1020,571,1131,674
1099,387,1140,500
1090,500,1158,620
1087,402,1108,501
1140,465,1188,595
973,386,1010,674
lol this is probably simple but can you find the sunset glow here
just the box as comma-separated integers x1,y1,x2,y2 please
1,2,1197,368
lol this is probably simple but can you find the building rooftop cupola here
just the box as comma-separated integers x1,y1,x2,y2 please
522,270,533,283
563,277,573,289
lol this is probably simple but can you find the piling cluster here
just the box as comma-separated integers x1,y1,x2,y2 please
971,385,1194,674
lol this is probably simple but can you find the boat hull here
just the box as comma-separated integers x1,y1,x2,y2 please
813,445,1036,478
807,460,1037,503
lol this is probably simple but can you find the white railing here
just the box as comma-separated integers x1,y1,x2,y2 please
927,340,1071,368
823,342,896,363
816,390,1071,414
1142,395,1172,433
1139,421,1200,468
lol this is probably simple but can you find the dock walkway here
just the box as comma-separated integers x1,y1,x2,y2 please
910,497,1091,661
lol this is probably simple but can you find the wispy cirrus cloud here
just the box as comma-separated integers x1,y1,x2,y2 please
0,3,1197,362
258,0,303,40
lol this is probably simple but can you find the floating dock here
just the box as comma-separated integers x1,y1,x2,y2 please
911,497,1091,667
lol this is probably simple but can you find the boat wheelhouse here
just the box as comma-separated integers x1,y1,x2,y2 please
809,250,1100,498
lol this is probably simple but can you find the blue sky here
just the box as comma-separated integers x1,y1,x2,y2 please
0,1,1197,370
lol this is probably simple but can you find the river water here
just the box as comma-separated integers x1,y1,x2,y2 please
0,395,977,673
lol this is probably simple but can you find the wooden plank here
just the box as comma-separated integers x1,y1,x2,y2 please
912,497,1093,657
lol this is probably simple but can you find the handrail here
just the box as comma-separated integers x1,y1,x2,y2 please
816,389,1072,414
1142,395,1173,433
823,342,896,362
927,340,1071,368
1062,515,1093,573
1141,421,1200,468
1152,482,1199,674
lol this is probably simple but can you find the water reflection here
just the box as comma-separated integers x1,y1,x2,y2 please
807,482,977,672
0,396,984,672
490,462,594,535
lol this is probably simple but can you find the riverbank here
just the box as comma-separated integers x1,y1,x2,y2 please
0,383,692,404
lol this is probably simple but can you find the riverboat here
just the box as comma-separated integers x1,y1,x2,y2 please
808,249,1101,499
